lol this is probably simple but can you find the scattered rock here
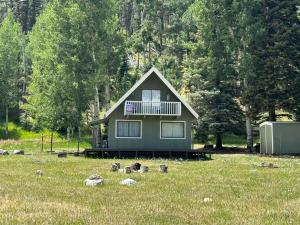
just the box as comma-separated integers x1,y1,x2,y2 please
124,166,131,174
130,162,141,171
0,150,9,155
85,179,104,186
36,170,43,176
160,165,168,173
88,174,102,180
12,150,24,155
85,175,104,186
139,165,149,173
120,178,137,186
203,197,212,203
111,163,120,172
58,152,67,158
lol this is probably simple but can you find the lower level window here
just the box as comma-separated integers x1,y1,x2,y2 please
116,121,141,138
161,122,185,139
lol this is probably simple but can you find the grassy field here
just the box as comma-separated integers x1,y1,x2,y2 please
0,122,91,152
0,154,299,225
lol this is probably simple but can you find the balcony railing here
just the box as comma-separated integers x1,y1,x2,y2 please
124,101,181,116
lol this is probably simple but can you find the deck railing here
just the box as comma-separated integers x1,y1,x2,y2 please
124,101,181,116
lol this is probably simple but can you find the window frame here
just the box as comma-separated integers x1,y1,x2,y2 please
160,121,186,140
115,120,142,139
142,89,161,102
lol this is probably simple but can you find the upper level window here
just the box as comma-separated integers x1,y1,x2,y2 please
142,90,160,102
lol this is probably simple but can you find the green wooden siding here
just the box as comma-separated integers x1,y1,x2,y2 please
107,73,195,150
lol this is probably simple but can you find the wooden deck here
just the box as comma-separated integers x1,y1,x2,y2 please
83,148,212,160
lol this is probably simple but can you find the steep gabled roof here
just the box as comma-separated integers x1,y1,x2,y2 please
105,67,199,119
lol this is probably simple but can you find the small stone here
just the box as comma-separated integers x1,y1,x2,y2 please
85,178,104,186
130,163,141,171
159,165,168,173
124,166,131,174
36,170,43,176
0,150,9,155
85,175,104,186
139,165,149,173
120,178,137,186
111,163,119,172
203,197,212,203
12,150,24,155
88,174,102,180
58,152,67,158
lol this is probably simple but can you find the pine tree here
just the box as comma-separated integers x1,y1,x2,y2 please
186,0,244,149
255,0,300,121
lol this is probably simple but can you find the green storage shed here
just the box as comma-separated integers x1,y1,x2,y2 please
260,122,300,154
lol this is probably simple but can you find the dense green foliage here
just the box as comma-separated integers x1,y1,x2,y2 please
0,0,299,149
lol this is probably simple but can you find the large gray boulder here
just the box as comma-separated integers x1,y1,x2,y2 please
120,178,137,186
85,175,104,186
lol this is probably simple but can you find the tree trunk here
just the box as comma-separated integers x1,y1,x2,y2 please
148,42,151,60
77,126,81,153
21,32,27,96
245,105,253,152
71,127,74,138
93,86,100,147
215,132,223,150
243,78,253,152
50,132,53,153
5,106,8,139
159,13,164,55
268,104,276,121
67,127,70,140
105,84,110,112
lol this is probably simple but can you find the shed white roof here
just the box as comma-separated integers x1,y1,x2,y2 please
105,67,199,119
259,121,300,127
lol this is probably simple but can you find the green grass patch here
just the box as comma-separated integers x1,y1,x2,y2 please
0,122,60,140
0,154,299,224
0,122,92,152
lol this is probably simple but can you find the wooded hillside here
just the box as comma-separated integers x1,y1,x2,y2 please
0,0,299,150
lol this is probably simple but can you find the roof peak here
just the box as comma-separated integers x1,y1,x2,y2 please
105,67,199,119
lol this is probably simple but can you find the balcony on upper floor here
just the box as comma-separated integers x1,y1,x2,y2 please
124,100,181,116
